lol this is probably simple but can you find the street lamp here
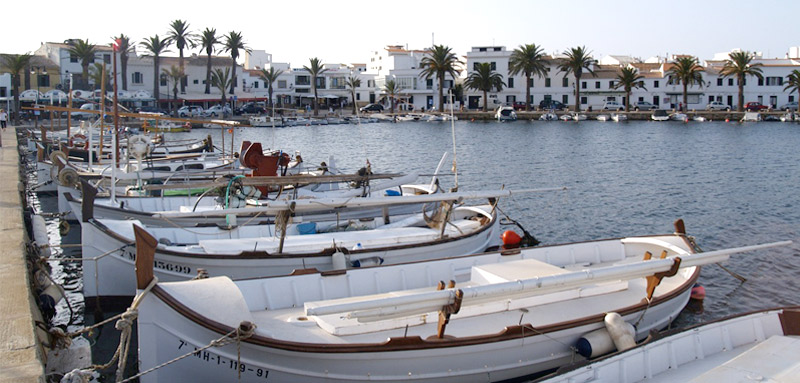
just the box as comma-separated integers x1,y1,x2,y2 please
30,66,47,127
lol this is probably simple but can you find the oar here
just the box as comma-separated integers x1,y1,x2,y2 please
305,240,791,320
152,187,567,219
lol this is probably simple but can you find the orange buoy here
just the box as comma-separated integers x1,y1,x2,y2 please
501,230,522,248
691,284,706,300
725,118,730,123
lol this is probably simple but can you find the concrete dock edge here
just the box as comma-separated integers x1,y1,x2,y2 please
0,126,46,383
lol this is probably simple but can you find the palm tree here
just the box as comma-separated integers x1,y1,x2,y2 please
719,51,763,112
666,56,704,111
613,67,646,112
66,39,98,89
167,20,196,94
383,79,402,115
258,67,283,110
508,43,548,111
88,63,112,90
464,62,505,112
222,31,249,95
346,75,361,114
112,34,134,91
557,46,596,112
1,53,32,125
162,65,184,116
452,82,464,110
783,69,800,110
199,28,220,95
419,45,462,112
140,35,171,107
304,57,328,116
210,67,233,105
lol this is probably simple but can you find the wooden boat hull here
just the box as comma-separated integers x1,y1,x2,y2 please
135,233,703,382
82,205,499,302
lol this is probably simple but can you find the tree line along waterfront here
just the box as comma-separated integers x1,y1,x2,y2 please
2,19,800,125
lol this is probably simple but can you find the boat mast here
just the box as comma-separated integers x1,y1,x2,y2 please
449,90,458,192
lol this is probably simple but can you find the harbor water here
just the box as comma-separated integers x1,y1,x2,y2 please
35,118,800,377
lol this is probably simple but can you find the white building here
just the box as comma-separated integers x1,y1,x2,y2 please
367,45,459,112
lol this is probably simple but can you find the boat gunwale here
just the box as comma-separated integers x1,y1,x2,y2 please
147,234,700,353
87,204,499,259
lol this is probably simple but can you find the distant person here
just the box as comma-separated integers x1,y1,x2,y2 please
0,109,7,130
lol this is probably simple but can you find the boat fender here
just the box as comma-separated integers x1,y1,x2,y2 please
575,327,616,358
32,215,51,258
58,220,70,236
57,168,79,188
352,256,384,268
575,313,636,358
48,150,67,166
33,269,65,312
331,251,348,270
501,230,522,249
605,312,636,353
691,283,706,300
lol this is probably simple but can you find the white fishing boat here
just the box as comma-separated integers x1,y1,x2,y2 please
780,112,798,122
53,141,305,219
539,111,558,121
248,116,285,127
560,112,587,121
133,220,789,382
82,191,507,303
396,114,424,122
424,114,455,122
65,172,434,225
741,112,762,122
693,115,708,122
595,114,610,121
611,113,627,122
536,307,800,383
495,106,517,121
670,113,688,122
651,110,669,121
53,152,245,219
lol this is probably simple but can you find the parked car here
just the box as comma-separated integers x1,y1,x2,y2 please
539,99,566,110
359,103,384,112
177,105,204,118
513,101,529,110
780,101,798,111
706,101,731,111
744,102,769,111
71,103,112,120
235,102,266,115
202,105,232,117
631,101,657,111
602,101,624,111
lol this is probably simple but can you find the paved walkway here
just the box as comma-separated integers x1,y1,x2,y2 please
0,125,46,383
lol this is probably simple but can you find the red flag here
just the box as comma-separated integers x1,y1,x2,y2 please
113,38,122,52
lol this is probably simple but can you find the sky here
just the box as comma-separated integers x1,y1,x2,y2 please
5,0,799,66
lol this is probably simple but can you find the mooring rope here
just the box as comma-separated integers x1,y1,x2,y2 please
117,321,256,383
